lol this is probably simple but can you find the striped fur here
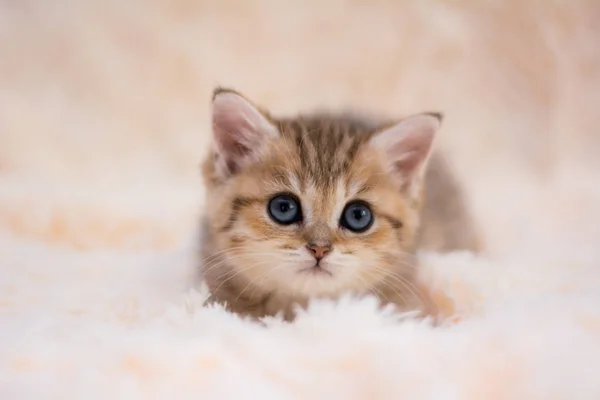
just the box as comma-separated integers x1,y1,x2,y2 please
200,88,481,321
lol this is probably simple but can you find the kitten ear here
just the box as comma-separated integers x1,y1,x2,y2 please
211,88,279,176
369,113,442,196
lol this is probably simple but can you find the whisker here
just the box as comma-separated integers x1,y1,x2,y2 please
202,245,300,266
236,263,289,302
211,260,273,295
203,254,260,276
372,266,427,308
200,246,251,264
370,274,408,306
247,262,296,302
360,267,406,302
353,272,388,303
202,251,296,276
204,253,279,278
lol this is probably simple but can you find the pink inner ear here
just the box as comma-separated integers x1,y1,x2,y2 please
370,114,440,189
389,131,434,175
213,108,255,157
211,92,277,174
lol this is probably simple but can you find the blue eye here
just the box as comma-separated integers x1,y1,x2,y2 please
341,201,373,233
268,194,302,225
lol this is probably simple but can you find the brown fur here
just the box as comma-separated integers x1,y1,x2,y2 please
200,89,481,321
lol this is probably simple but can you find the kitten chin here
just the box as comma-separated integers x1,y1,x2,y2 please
199,87,482,322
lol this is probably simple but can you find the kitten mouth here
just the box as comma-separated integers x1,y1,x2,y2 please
299,265,332,277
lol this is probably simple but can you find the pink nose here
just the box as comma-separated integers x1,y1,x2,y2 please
306,241,332,260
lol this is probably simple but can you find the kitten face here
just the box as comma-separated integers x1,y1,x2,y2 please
202,88,441,300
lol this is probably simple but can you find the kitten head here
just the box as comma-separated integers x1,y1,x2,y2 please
202,88,441,299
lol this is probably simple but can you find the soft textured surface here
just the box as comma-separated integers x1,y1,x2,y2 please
1,1,600,398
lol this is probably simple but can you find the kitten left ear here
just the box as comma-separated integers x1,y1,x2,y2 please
369,113,442,196
211,88,279,177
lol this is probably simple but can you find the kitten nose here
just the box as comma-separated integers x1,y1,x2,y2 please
306,241,332,260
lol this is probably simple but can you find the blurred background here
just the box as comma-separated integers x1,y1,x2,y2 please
1,0,599,257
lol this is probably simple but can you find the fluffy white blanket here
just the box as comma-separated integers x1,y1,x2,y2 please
1,172,599,399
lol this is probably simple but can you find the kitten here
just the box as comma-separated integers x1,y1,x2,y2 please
200,87,481,321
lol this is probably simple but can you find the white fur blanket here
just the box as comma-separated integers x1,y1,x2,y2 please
1,174,599,399
2,1,600,398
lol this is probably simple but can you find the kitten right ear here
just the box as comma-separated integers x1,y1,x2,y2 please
211,88,279,176
369,113,442,198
